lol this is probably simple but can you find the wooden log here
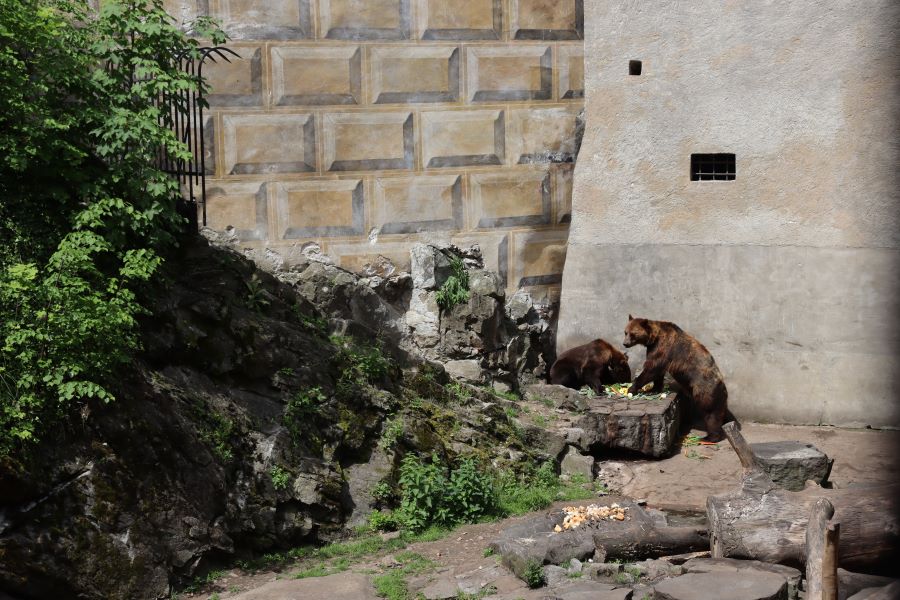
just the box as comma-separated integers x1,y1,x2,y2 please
707,424,899,574
838,569,899,600
592,524,710,562
806,498,839,600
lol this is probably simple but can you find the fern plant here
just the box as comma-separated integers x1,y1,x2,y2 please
435,256,469,310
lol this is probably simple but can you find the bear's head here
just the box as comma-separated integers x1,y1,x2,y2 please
606,352,632,383
623,315,652,348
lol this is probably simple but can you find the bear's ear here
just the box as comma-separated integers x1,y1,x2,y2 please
628,314,633,321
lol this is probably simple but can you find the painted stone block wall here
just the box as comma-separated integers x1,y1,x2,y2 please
166,0,584,303
558,0,900,426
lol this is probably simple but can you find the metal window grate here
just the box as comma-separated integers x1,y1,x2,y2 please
691,153,735,181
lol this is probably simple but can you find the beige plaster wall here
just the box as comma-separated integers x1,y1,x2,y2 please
559,0,900,426
167,0,584,303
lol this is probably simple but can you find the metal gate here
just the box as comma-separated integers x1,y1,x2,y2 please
154,46,237,229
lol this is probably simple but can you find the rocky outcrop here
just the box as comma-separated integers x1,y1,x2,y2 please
215,229,558,392
0,237,540,600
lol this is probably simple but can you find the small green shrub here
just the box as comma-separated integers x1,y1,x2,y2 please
284,386,327,441
435,257,470,310
397,453,446,532
523,560,545,588
398,454,499,531
440,458,496,525
368,510,403,532
198,410,235,461
270,465,291,490
331,335,392,395
371,481,393,504
378,415,404,451
243,274,270,311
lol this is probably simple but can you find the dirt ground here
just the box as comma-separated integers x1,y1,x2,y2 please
186,423,900,600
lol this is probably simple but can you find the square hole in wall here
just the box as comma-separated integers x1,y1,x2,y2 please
629,60,642,75
691,153,735,181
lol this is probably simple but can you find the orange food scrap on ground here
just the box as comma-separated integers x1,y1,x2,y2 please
557,503,630,531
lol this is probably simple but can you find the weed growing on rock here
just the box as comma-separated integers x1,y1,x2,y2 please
197,410,234,461
331,335,392,395
372,482,393,505
270,466,291,491
446,381,471,403
378,415,404,451
435,257,470,311
284,386,327,440
243,274,270,312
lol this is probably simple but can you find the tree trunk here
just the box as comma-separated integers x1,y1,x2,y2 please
806,498,839,600
593,524,709,562
707,423,899,574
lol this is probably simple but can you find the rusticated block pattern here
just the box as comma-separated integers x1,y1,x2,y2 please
204,46,263,107
186,2,586,299
211,0,311,39
373,175,463,234
507,106,580,164
466,46,552,102
328,242,414,273
416,0,501,40
557,44,585,99
273,179,364,238
271,46,362,105
222,113,316,174
421,109,505,167
322,112,415,171
509,0,583,40
319,0,410,40
469,169,550,229
511,229,568,288
369,46,460,104
205,181,269,240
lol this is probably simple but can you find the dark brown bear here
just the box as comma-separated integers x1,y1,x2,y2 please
549,339,632,394
623,315,729,442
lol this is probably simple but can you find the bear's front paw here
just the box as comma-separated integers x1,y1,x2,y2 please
627,385,639,395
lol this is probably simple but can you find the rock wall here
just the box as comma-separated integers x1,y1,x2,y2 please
166,0,585,304
558,0,900,427
0,235,554,599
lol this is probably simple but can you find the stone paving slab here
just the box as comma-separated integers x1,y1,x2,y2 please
229,572,378,600
654,571,788,600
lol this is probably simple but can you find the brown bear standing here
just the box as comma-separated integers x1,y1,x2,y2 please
623,316,729,442
549,339,632,394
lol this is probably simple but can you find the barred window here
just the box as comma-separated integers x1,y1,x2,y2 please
691,153,735,181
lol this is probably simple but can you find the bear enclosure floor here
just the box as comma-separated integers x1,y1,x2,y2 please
607,422,900,512
192,423,899,600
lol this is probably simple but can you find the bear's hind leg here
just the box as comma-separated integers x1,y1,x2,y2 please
701,405,726,442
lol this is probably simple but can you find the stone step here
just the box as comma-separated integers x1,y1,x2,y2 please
653,571,788,600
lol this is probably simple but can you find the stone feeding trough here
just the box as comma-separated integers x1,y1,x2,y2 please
524,383,684,459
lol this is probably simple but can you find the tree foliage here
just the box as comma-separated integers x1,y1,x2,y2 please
0,0,224,454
